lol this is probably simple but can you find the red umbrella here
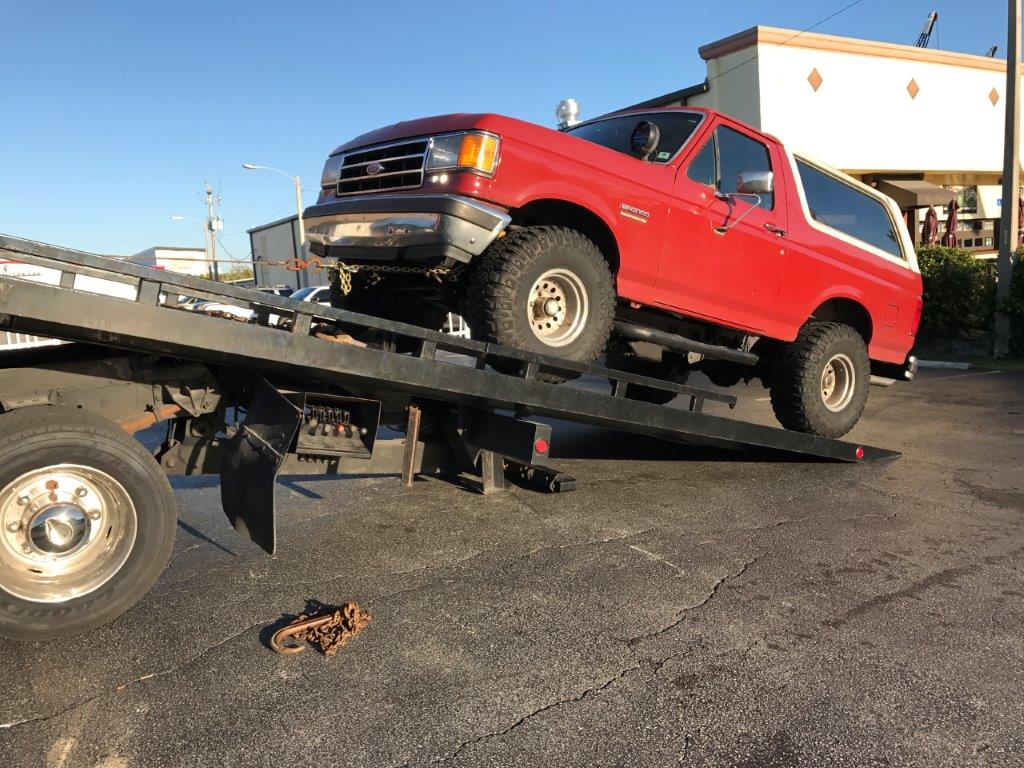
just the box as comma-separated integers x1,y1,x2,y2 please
941,198,959,247
1017,196,1024,248
921,205,939,245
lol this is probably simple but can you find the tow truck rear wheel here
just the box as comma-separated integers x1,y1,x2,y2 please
0,407,176,640
464,225,615,382
769,321,870,439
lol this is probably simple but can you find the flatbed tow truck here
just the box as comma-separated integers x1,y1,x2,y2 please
0,234,897,639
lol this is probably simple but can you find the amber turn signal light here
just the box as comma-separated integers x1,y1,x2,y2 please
457,133,499,174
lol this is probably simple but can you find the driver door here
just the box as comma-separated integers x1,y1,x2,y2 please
655,123,788,333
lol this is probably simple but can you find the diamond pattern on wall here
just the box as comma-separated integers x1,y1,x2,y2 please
807,68,823,92
907,79,920,99
990,88,1001,106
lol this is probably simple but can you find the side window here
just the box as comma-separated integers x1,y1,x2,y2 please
685,126,774,210
687,136,717,188
796,160,903,259
717,127,774,210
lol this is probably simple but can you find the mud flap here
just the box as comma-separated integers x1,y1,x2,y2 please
220,377,302,554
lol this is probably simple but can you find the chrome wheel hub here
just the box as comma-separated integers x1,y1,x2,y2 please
527,268,590,348
821,353,856,413
0,465,137,603
29,504,90,554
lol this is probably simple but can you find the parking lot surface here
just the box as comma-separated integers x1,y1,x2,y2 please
2,369,1022,768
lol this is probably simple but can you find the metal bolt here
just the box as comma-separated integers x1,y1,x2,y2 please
6,521,20,533
88,510,101,520
21,544,31,554
17,495,29,506
75,487,88,498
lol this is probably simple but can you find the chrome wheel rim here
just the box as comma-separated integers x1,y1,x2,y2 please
821,353,856,413
526,268,589,348
0,464,137,603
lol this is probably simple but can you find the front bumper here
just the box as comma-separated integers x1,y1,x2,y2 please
303,193,511,264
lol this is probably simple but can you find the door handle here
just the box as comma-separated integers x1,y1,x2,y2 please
764,223,787,237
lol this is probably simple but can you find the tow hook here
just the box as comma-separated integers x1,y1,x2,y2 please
270,602,372,656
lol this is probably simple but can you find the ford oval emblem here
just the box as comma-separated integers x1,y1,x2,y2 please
365,161,384,176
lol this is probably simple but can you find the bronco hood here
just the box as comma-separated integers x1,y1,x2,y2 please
329,114,488,155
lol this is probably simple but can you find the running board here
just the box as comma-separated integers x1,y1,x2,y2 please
613,320,759,366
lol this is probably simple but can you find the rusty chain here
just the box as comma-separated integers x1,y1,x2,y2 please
329,261,458,296
270,601,371,656
279,256,458,295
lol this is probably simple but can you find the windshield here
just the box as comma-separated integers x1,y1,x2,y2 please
565,112,703,163
291,286,317,300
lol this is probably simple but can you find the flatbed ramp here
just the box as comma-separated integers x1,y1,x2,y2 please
0,233,896,462
0,235,904,637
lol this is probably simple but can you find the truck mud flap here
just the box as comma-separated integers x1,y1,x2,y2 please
220,377,302,554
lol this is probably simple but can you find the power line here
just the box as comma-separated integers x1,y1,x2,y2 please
707,0,870,85
215,236,251,263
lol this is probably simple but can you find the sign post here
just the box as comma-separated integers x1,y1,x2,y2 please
996,0,1021,358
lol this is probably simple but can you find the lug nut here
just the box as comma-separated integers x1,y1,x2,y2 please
21,544,31,554
6,521,20,533
75,487,88,498
88,510,101,520
17,495,29,506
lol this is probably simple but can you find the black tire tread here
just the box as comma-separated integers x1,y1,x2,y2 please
463,226,615,380
770,321,870,438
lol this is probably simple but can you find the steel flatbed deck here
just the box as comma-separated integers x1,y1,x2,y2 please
0,233,896,549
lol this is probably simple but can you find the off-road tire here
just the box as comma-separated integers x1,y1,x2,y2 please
0,407,176,640
770,322,870,438
463,226,615,383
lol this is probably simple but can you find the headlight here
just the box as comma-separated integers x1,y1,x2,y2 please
425,131,500,175
320,154,344,189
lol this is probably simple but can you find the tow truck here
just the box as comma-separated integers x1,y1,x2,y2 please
0,234,896,640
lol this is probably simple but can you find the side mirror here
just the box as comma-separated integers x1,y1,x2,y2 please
630,121,660,159
737,170,774,195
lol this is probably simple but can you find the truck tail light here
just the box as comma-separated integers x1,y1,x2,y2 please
910,297,923,336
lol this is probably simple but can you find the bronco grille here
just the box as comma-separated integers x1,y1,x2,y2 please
336,138,429,196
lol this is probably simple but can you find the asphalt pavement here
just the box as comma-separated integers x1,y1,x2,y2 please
1,369,1022,768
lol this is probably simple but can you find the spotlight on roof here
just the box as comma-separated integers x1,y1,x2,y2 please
555,99,581,129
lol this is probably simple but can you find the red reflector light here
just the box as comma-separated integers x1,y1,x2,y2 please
855,446,865,460
910,298,922,336
534,438,549,454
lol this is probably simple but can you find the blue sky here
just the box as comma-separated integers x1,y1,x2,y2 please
0,0,1007,263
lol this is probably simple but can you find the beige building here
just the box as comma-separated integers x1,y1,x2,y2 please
629,25,1021,258
131,246,209,277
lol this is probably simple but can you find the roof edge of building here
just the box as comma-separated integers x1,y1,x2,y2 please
247,214,299,235
614,80,711,113
698,24,1016,73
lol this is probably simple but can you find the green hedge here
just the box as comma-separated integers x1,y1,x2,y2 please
915,245,996,342
1007,258,1024,356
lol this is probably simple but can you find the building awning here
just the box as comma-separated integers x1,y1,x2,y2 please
874,178,950,209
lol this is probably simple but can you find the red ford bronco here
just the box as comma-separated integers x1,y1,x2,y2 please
304,107,922,439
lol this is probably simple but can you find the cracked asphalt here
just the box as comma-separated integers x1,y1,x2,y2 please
2,369,1023,768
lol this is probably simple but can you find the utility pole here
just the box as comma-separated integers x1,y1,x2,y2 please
996,0,1021,358
203,179,222,282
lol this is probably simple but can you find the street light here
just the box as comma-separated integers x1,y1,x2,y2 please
242,163,305,245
